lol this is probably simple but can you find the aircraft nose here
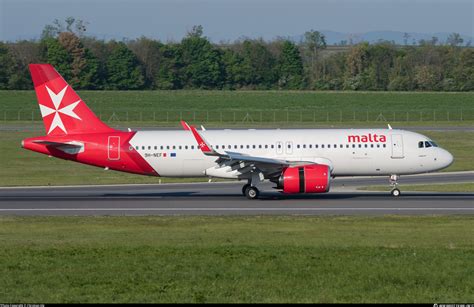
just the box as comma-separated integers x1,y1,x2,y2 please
441,149,454,168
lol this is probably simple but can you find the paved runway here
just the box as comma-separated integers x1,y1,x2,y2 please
0,172,472,216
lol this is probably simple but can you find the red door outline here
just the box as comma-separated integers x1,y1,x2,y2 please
108,136,120,160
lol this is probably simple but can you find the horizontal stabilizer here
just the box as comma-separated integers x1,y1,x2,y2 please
32,140,84,154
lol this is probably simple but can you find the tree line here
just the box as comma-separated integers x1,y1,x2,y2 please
0,19,472,91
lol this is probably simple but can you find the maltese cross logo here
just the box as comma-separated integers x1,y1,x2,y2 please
39,85,82,134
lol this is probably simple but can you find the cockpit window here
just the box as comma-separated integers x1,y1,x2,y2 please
425,141,432,148
418,141,424,148
430,141,439,147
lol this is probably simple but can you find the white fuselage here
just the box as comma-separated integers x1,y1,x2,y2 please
128,128,453,179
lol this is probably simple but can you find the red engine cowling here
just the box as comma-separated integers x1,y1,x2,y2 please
278,164,331,194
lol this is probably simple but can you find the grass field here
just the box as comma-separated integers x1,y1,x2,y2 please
1,90,473,123
1,130,473,186
0,216,472,303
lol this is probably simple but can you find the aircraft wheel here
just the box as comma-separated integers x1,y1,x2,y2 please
391,188,401,197
242,184,251,196
245,186,259,200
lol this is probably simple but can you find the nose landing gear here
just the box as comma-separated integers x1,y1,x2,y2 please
390,174,401,197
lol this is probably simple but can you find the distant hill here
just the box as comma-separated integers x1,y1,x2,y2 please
293,30,473,46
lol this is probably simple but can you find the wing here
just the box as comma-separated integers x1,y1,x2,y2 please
183,122,314,179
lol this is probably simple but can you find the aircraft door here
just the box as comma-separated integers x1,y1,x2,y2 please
391,134,404,159
108,136,120,160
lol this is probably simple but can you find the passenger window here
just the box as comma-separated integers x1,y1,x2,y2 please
142,146,145,150
253,145,256,149
303,144,306,149
271,145,274,149
135,146,139,150
240,145,244,149
340,144,343,148
425,141,432,148
297,145,300,149
377,144,380,148
247,145,250,149
191,145,194,149
234,145,238,149
383,144,386,148
346,144,349,148
352,144,355,148
358,144,362,148
216,145,219,149
160,146,163,150
364,144,368,148
309,144,312,149
166,146,170,150
315,144,319,148
371,144,374,148
277,144,281,149
148,146,151,150
265,145,268,149
322,145,325,148
172,146,176,150
185,146,188,150
259,145,262,149
328,144,331,148
179,146,182,150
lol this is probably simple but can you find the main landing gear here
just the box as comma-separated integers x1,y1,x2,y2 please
242,182,260,199
241,175,261,200
389,174,401,197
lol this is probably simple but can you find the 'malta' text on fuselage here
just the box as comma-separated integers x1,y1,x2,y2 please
348,134,387,143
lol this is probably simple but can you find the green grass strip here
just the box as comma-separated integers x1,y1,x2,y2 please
0,215,473,303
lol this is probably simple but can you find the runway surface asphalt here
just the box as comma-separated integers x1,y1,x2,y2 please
0,172,472,216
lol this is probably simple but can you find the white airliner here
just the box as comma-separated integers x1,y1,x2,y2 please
23,64,454,199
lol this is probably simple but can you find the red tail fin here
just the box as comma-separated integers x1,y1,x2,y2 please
29,64,114,135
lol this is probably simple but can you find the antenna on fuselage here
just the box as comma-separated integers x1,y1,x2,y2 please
387,124,393,130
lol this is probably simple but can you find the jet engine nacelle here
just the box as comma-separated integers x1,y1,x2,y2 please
278,164,331,194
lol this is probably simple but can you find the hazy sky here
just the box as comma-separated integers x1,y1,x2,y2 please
1,0,472,42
